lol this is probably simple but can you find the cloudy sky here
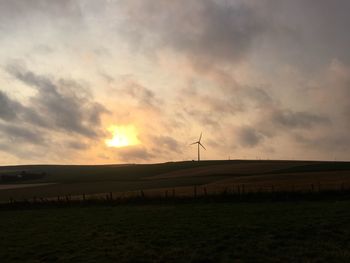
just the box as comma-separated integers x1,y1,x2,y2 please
0,0,349,165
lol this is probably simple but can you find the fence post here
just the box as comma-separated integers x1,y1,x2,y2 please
172,188,175,198
165,190,168,198
204,187,207,197
83,194,86,202
242,184,245,195
194,185,197,198
222,187,227,196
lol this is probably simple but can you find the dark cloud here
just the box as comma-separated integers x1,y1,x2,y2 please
0,123,43,144
121,80,161,110
117,0,350,76
241,107,331,149
66,141,89,150
0,62,109,159
32,44,54,55
230,0,350,74
270,109,329,129
6,62,107,138
177,71,276,126
273,0,350,66
0,141,47,160
183,107,221,128
0,0,83,32
177,81,246,129
0,90,20,121
245,87,274,108
119,0,266,66
0,91,50,133
237,126,264,148
152,135,181,153
294,132,350,155
99,72,114,84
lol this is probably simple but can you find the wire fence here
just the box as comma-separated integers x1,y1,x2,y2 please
2,181,350,208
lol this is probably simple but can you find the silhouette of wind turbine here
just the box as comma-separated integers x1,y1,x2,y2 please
190,132,206,161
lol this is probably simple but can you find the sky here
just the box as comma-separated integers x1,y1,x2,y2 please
0,0,349,165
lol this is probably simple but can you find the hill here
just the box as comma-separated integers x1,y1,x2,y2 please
0,160,350,202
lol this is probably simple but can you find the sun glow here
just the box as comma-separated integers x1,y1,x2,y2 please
105,125,140,148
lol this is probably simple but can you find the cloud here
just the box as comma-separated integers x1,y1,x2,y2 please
117,0,350,83
292,129,350,160
237,126,264,148
66,141,89,150
273,0,350,66
1,0,350,163
270,109,330,129
116,146,154,162
0,122,44,144
152,135,181,153
119,79,162,110
245,87,274,108
0,62,109,160
0,90,20,121
6,62,108,138
0,0,83,32
108,135,182,163
182,107,219,129
118,0,266,67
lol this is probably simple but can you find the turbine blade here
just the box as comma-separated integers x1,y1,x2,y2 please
199,142,206,150
190,142,198,145
199,132,202,142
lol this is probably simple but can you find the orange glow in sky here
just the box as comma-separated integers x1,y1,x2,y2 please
105,125,140,148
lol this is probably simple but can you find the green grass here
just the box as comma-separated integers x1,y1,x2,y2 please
1,200,350,262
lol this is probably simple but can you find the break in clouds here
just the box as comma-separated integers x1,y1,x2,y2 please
0,0,349,164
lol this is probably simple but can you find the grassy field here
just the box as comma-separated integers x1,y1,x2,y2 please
1,160,350,202
1,160,350,262
1,199,350,262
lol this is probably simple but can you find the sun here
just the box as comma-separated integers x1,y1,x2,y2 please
105,125,140,148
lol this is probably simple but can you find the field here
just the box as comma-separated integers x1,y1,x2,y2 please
1,200,350,262
1,160,350,202
2,160,350,262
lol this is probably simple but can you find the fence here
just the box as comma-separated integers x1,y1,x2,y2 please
2,181,350,208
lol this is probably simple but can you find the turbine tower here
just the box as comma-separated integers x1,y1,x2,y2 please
190,132,206,161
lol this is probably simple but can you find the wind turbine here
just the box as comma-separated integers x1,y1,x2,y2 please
190,132,206,161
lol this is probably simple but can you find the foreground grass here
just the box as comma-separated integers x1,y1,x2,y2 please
1,200,350,262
